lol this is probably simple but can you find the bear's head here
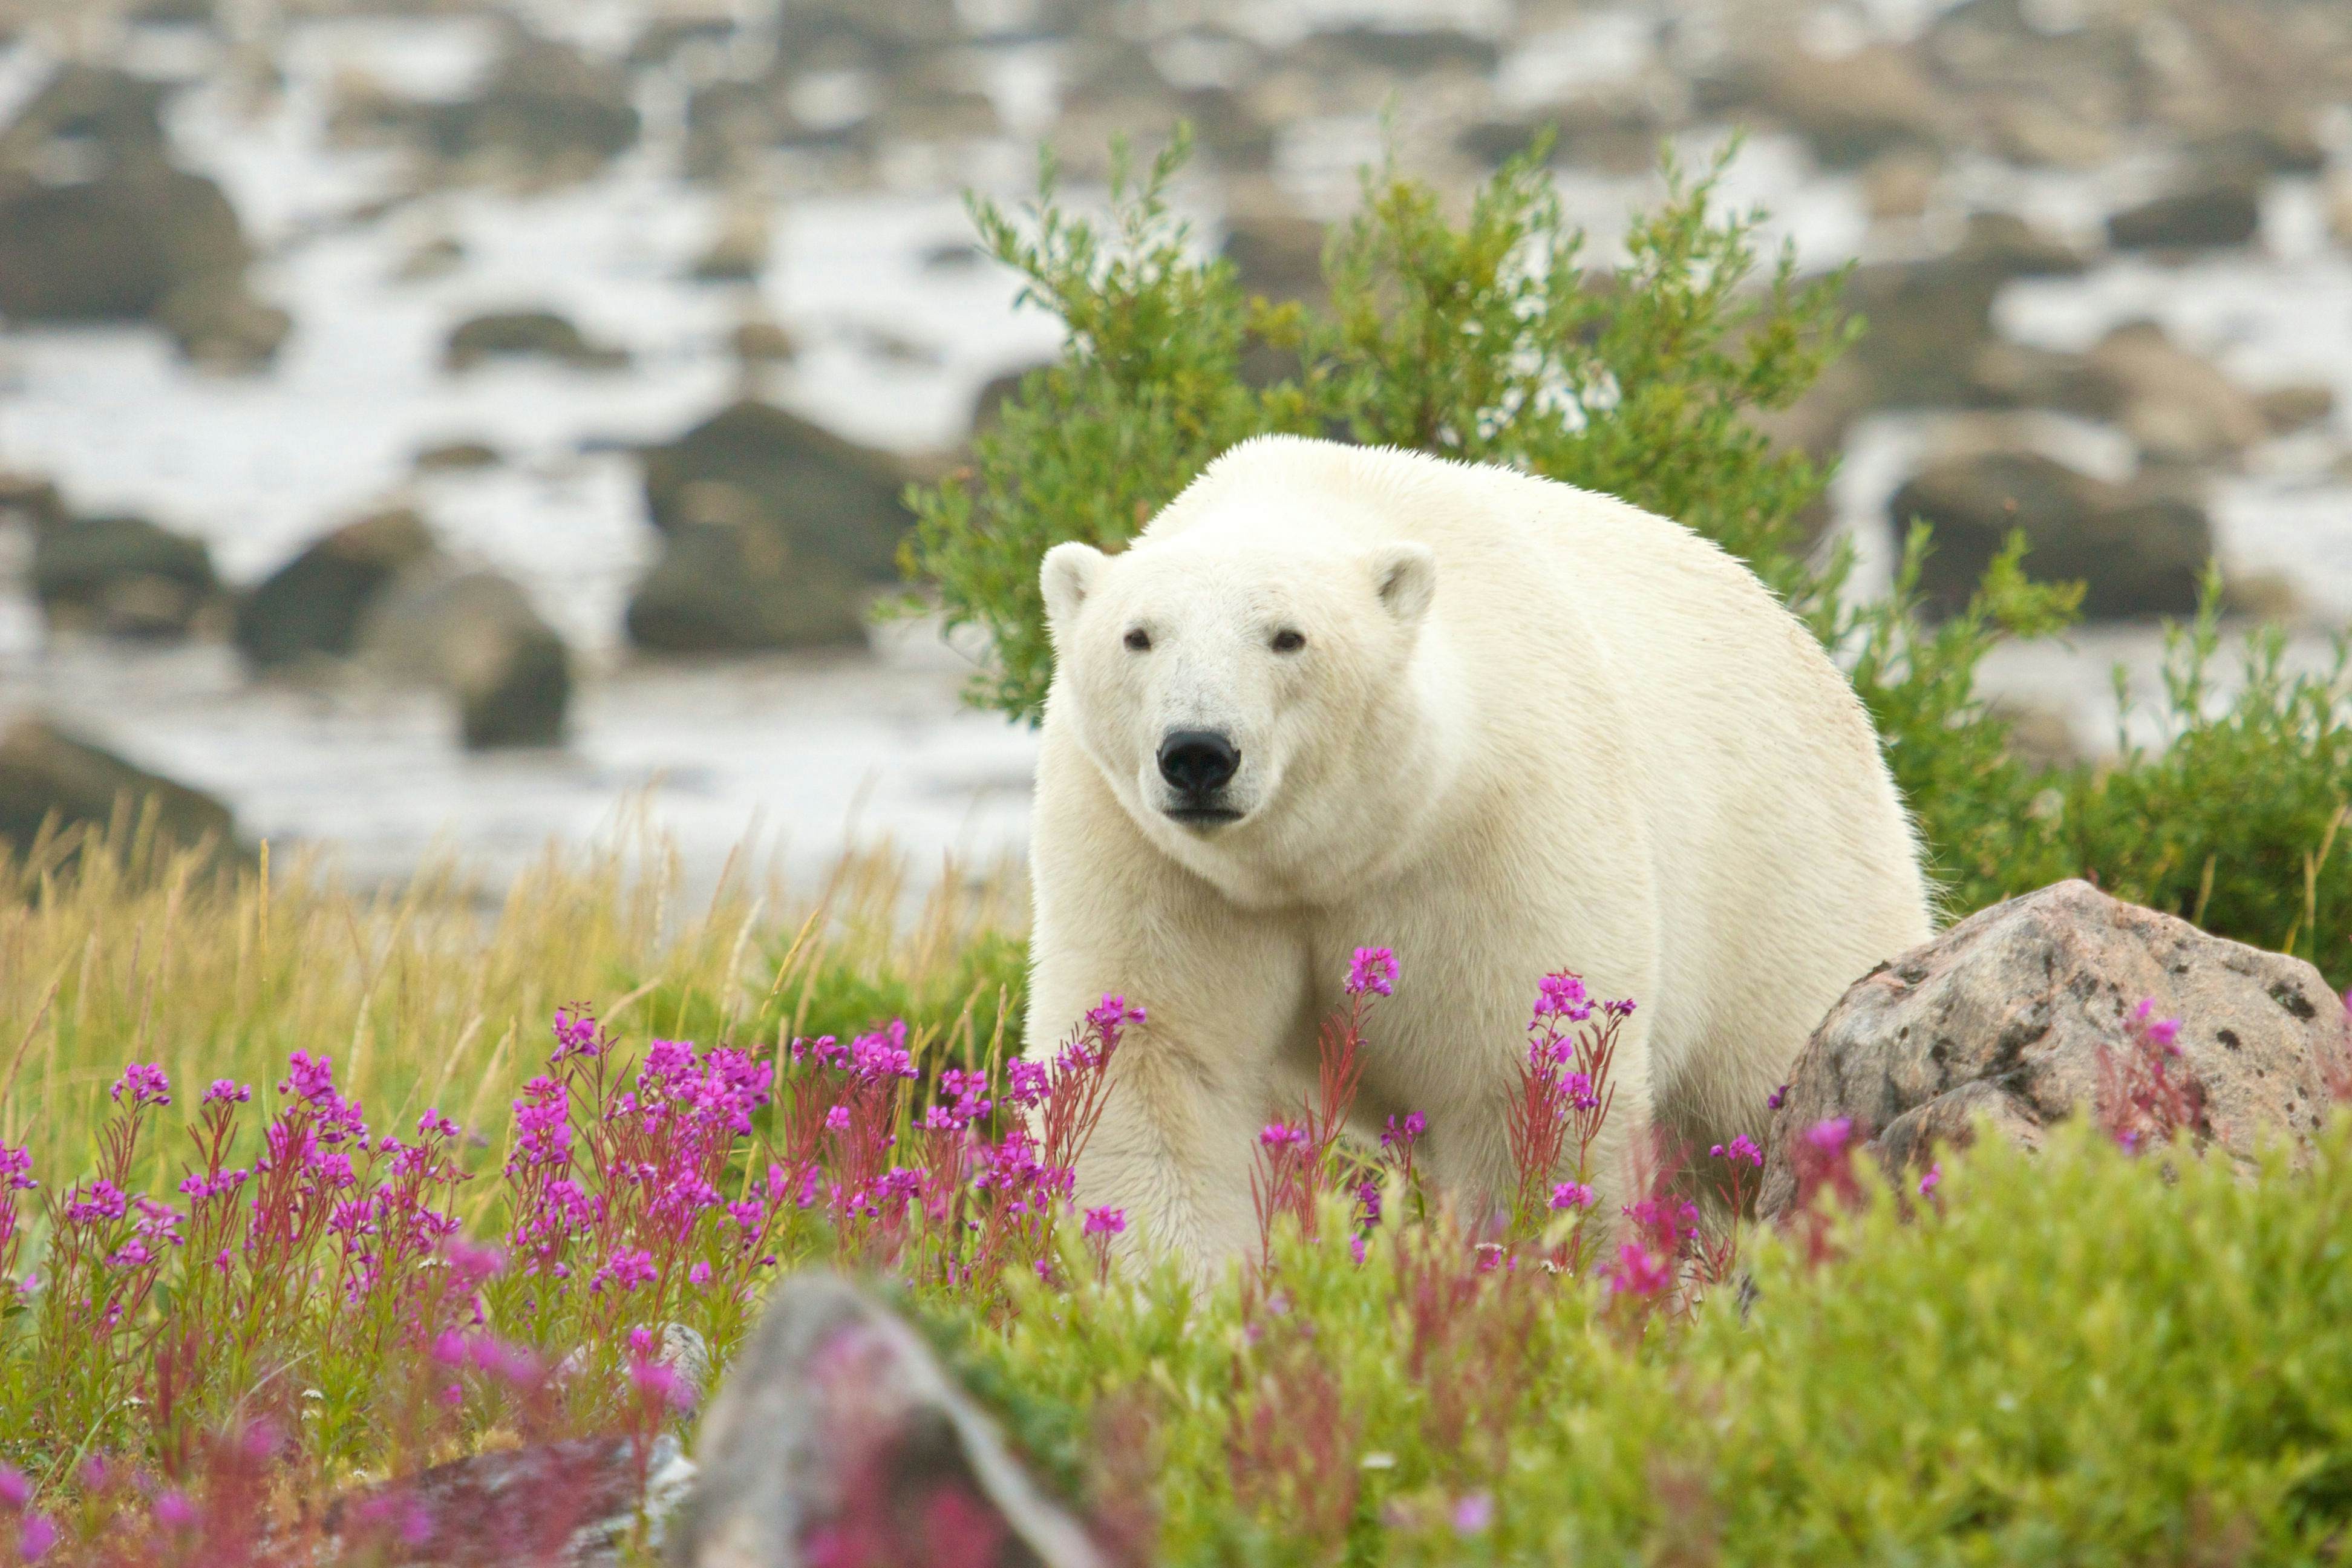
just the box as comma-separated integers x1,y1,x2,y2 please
1039,521,1446,901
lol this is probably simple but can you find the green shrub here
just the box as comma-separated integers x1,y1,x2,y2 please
970,1117,2352,1566
905,133,2352,976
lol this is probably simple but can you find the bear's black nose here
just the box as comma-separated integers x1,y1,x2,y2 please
1158,730,1240,795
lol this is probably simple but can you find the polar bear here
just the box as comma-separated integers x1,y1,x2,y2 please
1025,436,1932,1276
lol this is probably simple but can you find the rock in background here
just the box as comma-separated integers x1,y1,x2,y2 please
0,64,287,368
32,508,224,640
234,505,437,670
358,561,572,749
1760,880,2350,1218
626,400,911,653
0,714,235,861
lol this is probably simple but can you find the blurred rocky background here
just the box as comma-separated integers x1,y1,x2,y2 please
1,0,2348,889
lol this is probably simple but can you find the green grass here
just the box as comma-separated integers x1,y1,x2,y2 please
3,829,2349,1563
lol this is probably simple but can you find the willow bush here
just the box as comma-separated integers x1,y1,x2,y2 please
906,132,2352,976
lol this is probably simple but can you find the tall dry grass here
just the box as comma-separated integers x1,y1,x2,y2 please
0,806,1028,1210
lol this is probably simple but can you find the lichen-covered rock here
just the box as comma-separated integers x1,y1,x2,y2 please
668,1272,1102,1568
1760,881,2350,1219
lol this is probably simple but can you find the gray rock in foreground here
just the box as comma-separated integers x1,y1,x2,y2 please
670,1272,1102,1568
1760,881,2349,1219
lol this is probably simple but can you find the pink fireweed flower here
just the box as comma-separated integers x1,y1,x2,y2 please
417,1109,460,1140
592,1246,658,1293
1082,1206,1126,1237
1259,1123,1308,1151
1805,1117,1855,1154
1918,1161,1942,1198
1531,971,1591,1025
154,1491,197,1530
1604,998,1636,1018
1345,947,1397,998
849,1022,919,1084
1607,1241,1673,1297
1711,1135,1765,1168
551,1007,604,1062
1765,1083,1789,1110
1005,1058,1051,1108
201,1079,252,1107
0,1464,29,1507
688,1261,713,1287
18,1513,56,1561
63,1179,129,1226
1550,1181,1593,1210
443,1236,504,1288
1452,1493,1494,1535
2134,998,2184,1053
823,1105,851,1132
1085,993,1147,1048
0,1146,33,1193
110,1062,171,1109
629,1354,693,1412
1380,1111,1426,1149
280,1050,335,1104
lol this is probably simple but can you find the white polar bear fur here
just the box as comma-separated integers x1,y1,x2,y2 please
1025,436,1932,1278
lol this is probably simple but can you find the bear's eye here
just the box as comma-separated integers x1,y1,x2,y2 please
1123,627,1151,652
1271,629,1306,653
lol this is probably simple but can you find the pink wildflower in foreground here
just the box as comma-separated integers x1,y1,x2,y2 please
1711,1134,1764,1168
1918,1161,1942,1198
1531,970,1590,1025
1805,1117,1854,1154
1451,1493,1494,1535
111,1063,171,1109
1082,1206,1125,1237
1550,1181,1593,1210
1607,1241,1673,1297
1345,946,1398,998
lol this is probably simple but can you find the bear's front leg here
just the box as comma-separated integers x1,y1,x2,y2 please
1027,906,1308,1288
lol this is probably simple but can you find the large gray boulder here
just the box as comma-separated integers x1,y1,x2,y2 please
1889,449,2211,619
0,64,282,366
670,1273,1102,1568
419,34,641,180
0,167,249,324
628,402,910,652
235,506,438,670
0,715,234,863
1760,881,2350,1219
358,564,571,749
32,512,223,639
641,400,910,583
2106,180,2262,252
626,492,869,654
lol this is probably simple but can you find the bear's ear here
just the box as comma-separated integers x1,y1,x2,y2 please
1369,543,1437,629
1039,542,1106,640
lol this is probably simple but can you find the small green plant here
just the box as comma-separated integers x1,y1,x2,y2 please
905,131,2352,976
